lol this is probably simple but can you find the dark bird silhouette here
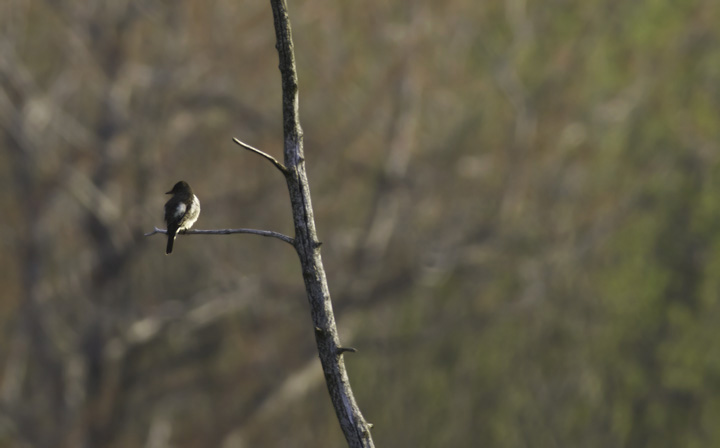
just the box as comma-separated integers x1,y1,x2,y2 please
164,181,201,254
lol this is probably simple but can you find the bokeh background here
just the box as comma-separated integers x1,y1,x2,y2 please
2,0,720,447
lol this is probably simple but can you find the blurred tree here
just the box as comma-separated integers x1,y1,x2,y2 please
0,0,719,447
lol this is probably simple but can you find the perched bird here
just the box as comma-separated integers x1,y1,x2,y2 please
164,181,201,254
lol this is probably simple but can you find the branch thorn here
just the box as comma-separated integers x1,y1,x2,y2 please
336,347,357,355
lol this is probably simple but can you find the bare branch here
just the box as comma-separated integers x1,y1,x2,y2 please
268,1,374,447
144,226,295,246
232,137,289,175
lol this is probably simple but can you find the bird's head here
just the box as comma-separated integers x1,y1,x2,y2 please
166,181,193,195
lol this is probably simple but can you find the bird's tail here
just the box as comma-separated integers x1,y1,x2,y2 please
166,231,176,254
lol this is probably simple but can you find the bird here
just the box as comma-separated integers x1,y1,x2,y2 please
164,181,201,254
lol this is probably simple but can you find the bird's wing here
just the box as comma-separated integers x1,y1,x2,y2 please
166,201,186,221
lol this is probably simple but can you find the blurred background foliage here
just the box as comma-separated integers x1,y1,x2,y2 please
1,0,719,447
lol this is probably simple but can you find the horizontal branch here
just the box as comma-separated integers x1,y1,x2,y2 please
144,227,295,246
232,137,289,175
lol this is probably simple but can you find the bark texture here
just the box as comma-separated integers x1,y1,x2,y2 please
269,1,375,447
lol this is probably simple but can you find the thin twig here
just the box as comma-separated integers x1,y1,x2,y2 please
335,347,357,355
144,227,295,246
232,137,289,175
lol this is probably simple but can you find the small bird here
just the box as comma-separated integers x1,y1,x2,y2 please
164,181,201,254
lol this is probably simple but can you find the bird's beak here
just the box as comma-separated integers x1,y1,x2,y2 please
165,190,172,194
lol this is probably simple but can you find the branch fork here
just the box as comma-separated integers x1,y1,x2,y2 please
147,2,374,446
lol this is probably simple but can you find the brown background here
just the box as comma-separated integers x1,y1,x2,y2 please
1,1,719,447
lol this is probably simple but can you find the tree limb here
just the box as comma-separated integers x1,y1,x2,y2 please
144,227,295,246
232,137,289,175
268,1,375,447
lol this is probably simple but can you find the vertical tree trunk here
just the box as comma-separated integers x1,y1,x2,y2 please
269,1,375,447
